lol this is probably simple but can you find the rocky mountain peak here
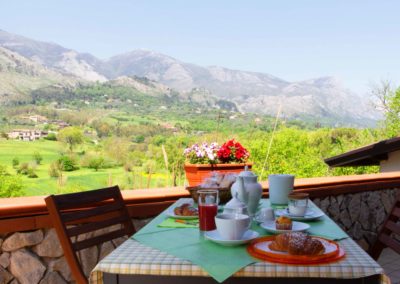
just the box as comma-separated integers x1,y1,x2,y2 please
0,29,382,126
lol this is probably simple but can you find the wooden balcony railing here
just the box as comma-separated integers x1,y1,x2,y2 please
1,171,400,234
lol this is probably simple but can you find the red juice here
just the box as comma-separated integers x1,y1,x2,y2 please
199,204,218,231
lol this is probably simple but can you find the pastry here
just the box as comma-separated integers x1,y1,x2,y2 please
269,232,325,256
173,203,198,216
275,216,292,230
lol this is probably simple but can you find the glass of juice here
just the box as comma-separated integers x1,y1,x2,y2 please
198,189,219,232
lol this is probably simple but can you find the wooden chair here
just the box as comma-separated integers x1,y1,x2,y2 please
369,191,400,260
45,186,136,284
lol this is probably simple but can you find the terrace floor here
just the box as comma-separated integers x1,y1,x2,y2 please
378,248,400,284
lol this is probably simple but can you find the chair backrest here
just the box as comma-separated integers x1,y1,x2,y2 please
45,186,136,284
369,191,400,260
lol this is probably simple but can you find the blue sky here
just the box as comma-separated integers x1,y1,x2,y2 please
1,0,399,93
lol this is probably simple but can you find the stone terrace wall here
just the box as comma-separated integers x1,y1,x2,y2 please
312,188,400,251
0,219,151,284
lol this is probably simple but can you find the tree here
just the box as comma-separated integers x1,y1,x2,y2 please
385,88,400,137
371,80,400,137
0,132,8,140
0,165,24,197
103,137,130,165
57,127,84,151
88,157,105,171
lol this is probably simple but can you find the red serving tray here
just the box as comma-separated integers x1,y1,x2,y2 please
247,236,345,265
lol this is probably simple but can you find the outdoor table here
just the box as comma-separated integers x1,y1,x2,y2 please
90,198,389,284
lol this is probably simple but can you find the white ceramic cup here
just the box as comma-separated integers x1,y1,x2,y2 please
215,213,251,240
268,174,295,205
256,207,274,222
288,203,307,217
288,193,309,217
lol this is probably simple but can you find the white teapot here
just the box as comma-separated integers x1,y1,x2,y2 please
231,166,263,216
223,191,248,215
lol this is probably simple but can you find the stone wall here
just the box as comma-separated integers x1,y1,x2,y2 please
312,188,400,251
0,219,151,284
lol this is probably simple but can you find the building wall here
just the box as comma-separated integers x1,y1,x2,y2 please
380,150,400,172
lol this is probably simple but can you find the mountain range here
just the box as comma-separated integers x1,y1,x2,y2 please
0,29,380,126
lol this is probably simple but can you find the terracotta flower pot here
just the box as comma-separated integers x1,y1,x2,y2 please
184,163,252,186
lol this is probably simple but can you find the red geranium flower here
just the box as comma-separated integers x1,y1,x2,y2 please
217,139,249,163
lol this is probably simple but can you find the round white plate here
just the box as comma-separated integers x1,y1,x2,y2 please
260,220,310,234
275,208,325,221
165,208,198,220
205,229,259,246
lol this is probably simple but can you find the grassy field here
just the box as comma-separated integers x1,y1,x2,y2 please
0,139,175,196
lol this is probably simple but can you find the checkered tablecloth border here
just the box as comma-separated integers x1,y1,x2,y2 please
90,237,388,284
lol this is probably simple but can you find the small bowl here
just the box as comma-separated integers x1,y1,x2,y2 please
186,186,232,204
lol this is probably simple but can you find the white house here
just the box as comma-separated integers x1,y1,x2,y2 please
8,129,48,141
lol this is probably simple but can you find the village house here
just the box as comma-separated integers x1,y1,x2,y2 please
49,120,70,129
20,114,49,123
161,122,178,133
7,129,48,141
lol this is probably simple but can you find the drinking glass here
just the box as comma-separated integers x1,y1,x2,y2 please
198,190,219,231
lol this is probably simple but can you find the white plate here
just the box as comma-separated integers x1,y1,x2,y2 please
205,229,259,246
275,208,325,221
165,208,198,220
260,220,310,234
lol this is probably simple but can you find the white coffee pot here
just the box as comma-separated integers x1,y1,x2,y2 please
230,166,263,216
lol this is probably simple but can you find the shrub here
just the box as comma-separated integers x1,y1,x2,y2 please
12,157,19,168
58,155,79,171
17,163,29,175
142,160,156,174
27,168,38,178
48,162,61,177
133,135,145,143
33,151,43,165
124,162,133,172
44,133,57,141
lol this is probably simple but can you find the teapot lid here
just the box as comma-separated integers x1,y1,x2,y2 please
225,192,247,209
238,165,256,178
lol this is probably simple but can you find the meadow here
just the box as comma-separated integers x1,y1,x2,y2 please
0,124,382,197
0,139,175,196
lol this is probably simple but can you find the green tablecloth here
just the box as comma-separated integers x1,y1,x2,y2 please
133,198,348,283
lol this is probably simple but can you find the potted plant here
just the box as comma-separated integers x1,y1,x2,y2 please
184,139,252,186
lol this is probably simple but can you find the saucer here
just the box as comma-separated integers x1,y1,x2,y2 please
204,230,259,246
275,208,324,221
260,220,310,234
254,216,274,224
